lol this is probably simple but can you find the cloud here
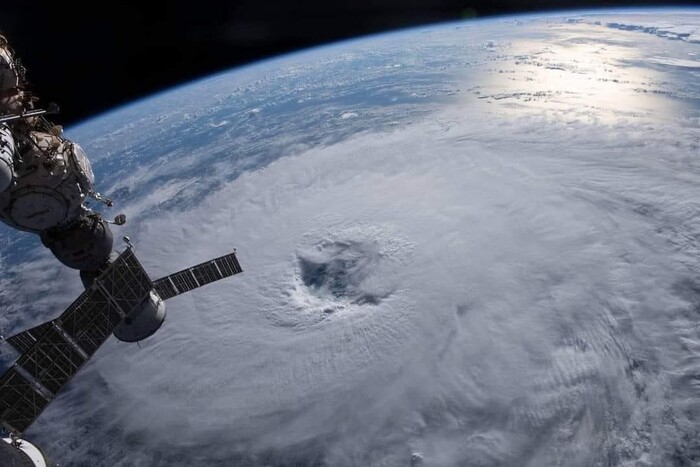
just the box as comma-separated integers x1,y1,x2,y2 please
606,20,700,43
647,56,700,68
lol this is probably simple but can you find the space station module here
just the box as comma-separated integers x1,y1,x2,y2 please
0,33,115,273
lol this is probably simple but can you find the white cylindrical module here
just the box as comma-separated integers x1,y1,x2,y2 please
113,291,167,342
0,123,14,193
1,436,49,467
0,129,95,234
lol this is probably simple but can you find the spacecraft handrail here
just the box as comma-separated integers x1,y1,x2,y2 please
0,104,59,124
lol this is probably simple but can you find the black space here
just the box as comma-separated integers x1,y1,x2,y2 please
0,1,696,125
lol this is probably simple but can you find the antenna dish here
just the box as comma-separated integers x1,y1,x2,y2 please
114,214,126,225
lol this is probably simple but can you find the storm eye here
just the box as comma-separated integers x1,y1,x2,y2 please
296,240,387,306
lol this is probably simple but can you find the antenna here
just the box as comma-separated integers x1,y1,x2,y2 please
88,191,113,207
0,103,60,124
104,214,126,225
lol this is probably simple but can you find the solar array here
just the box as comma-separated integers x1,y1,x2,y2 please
0,369,51,435
6,323,53,355
153,251,242,300
0,248,242,434
0,248,152,433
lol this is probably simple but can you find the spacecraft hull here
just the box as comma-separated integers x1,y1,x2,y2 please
0,127,94,234
0,436,48,467
113,291,167,342
40,216,114,271
0,124,14,193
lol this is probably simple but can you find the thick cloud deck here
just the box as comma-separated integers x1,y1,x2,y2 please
1,10,699,467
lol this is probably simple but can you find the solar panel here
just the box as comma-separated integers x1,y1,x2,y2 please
6,321,54,354
170,269,199,295
192,260,223,286
95,248,152,314
16,325,88,395
0,368,52,433
215,252,243,277
152,251,242,300
57,287,122,356
153,277,178,301
0,247,154,433
6,287,123,359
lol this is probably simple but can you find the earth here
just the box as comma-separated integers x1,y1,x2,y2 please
1,8,700,466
